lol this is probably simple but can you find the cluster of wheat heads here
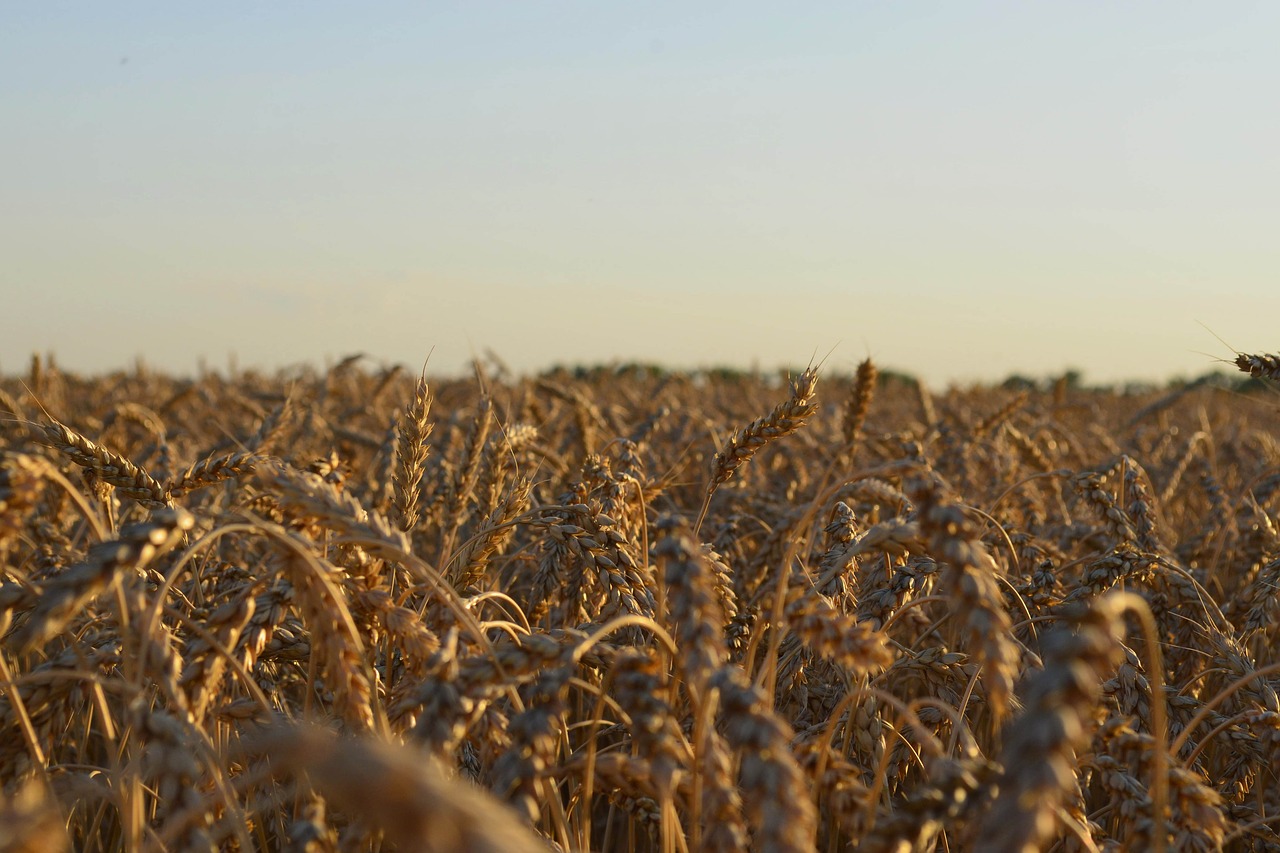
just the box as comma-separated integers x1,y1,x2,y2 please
3,353,1280,851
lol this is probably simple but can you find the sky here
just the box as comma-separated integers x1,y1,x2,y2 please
3,2,1279,385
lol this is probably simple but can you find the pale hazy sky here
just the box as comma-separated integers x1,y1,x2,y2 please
4,2,1278,384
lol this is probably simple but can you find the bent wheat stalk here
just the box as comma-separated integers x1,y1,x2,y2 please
697,367,818,532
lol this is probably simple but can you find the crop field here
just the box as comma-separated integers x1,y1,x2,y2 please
3,354,1280,851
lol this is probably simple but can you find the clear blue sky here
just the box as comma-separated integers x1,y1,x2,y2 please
3,2,1278,384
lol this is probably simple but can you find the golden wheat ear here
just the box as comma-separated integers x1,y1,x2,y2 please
1236,352,1280,381
239,723,548,852
696,366,819,532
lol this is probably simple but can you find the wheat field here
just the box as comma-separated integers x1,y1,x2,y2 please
2,353,1279,852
